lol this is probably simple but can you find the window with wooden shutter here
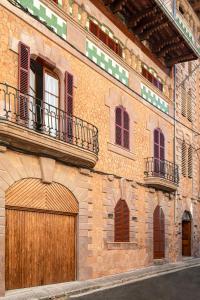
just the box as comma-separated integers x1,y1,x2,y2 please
89,20,123,58
181,85,186,117
154,128,165,175
182,141,187,177
115,106,130,149
18,42,30,121
114,199,129,242
187,89,192,122
188,145,193,178
65,71,74,141
141,66,163,92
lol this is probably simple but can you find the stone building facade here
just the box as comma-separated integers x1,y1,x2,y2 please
0,0,199,296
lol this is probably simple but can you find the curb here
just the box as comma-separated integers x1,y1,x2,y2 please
68,261,200,299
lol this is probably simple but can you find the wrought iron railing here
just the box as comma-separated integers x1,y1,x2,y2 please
0,83,99,155
144,157,179,185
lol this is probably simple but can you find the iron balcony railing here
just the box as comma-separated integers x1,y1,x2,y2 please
144,157,179,185
0,83,99,155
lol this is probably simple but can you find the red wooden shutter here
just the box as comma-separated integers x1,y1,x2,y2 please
18,42,30,121
65,72,73,141
114,199,129,242
153,206,165,259
89,20,99,37
115,107,122,146
99,28,108,45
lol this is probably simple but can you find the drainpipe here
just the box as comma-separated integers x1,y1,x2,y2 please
173,0,177,224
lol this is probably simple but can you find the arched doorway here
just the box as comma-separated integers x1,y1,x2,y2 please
153,205,165,259
182,211,192,256
5,179,78,290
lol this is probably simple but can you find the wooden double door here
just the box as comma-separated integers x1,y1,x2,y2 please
6,208,76,290
182,221,191,256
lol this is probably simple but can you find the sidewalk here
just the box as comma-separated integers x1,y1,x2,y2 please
2,257,200,300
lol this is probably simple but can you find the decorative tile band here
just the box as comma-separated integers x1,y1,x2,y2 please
141,83,169,114
16,0,67,39
86,40,129,85
176,13,194,44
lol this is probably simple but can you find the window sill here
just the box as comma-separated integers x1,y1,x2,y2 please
106,242,137,250
107,142,136,160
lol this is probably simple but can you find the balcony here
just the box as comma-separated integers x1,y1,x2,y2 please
94,0,200,65
0,83,99,168
144,157,179,192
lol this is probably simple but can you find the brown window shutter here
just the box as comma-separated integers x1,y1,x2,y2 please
18,42,30,121
114,199,130,242
115,106,122,146
123,111,129,149
181,85,187,117
182,141,187,177
65,71,73,141
65,71,73,115
187,89,192,122
188,145,193,178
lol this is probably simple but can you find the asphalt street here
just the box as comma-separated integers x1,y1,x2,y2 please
72,266,200,300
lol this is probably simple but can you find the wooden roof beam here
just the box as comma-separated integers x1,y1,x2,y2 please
110,0,128,13
103,0,115,6
192,1,200,10
139,21,169,41
152,37,180,54
166,53,197,66
161,42,185,58
134,15,164,36
128,6,158,28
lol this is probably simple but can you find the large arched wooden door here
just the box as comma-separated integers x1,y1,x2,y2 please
182,211,192,256
153,205,165,259
5,179,78,290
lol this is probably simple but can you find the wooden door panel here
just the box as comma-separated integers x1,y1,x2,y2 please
153,206,165,259
6,209,76,290
182,221,191,256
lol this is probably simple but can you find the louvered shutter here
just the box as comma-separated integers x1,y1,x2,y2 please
123,111,129,149
115,107,122,146
114,199,129,242
187,90,192,122
188,145,193,178
89,20,99,37
160,131,165,175
65,72,73,141
99,28,108,44
181,85,186,117
18,42,30,121
182,141,187,177
154,129,160,173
